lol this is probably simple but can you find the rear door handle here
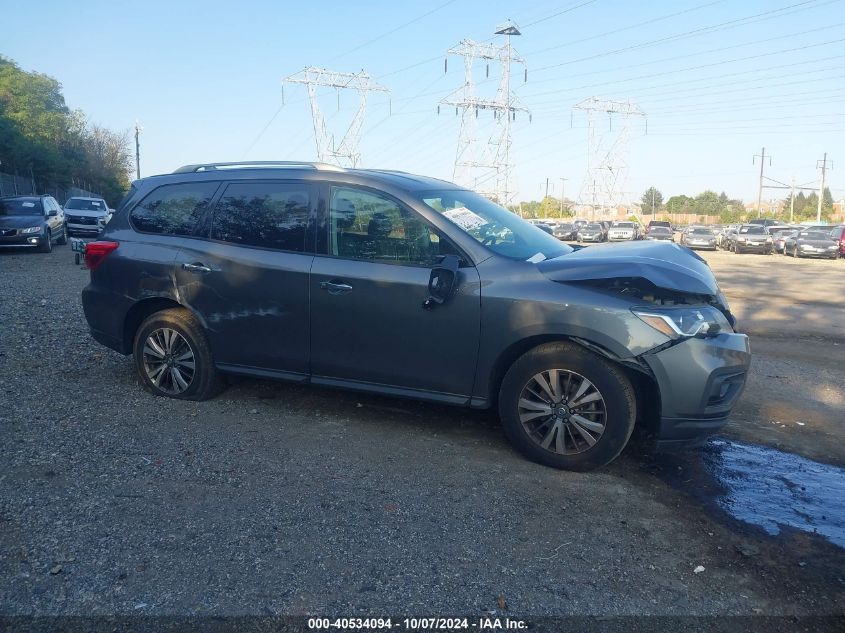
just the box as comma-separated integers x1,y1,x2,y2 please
182,262,212,274
320,280,353,295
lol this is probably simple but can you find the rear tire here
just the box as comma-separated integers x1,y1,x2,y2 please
498,342,636,471
133,307,223,401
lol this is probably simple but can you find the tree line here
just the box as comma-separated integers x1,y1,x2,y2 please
0,55,132,205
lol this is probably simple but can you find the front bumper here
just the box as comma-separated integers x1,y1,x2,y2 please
641,332,750,449
579,234,603,242
0,233,46,247
67,223,103,235
736,241,772,252
608,234,635,241
798,247,839,258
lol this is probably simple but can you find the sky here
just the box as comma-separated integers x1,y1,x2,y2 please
2,0,844,204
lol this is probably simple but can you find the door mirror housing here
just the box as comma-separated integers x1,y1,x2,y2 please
423,254,460,310
48,209,58,217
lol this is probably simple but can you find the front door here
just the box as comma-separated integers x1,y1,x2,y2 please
310,185,481,400
174,180,314,376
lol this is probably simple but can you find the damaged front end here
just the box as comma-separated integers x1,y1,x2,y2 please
537,242,750,450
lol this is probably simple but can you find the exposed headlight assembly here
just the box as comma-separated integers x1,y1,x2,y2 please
20,226,43,234
633,306,732,339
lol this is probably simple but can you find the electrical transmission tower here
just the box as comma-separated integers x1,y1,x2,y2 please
439,21,529,205
573,97,646,217
283,67,389,168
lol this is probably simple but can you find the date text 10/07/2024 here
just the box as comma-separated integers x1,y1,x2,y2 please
307,617,529,630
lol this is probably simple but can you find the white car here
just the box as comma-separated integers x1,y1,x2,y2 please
64,197,111,236
607,221,640,241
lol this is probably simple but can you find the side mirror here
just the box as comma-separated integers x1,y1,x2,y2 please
423,254,460,310
48,209,58,217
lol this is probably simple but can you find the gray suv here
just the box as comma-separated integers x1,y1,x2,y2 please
81,162,750,471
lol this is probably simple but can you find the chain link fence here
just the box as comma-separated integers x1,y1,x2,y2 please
0,171,102,205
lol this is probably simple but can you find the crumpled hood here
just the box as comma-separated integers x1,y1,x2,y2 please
537,241,719,296
0,215,44,229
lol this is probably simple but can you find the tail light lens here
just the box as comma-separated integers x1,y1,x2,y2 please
84,241,118,270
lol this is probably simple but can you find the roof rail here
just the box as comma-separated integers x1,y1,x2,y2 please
172,161,345,174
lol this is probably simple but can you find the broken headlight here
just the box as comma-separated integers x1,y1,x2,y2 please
632,306,732,339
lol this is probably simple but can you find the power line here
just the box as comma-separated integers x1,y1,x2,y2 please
531,0,834,72
521,42,845,100
524,0,726,56
328,0,460,63
521,0,600,27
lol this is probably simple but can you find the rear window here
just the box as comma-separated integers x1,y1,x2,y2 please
739,225,766,234
130,182,218,236
211,182,310,252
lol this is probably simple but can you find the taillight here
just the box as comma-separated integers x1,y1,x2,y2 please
84,241,119,270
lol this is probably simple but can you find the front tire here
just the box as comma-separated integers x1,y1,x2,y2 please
39,230,52,253
133,307,222,401
56,224,68,245
498,342,636,471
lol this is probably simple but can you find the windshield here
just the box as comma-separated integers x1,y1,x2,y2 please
800,231,830,240
0,198,43,216
419,190,573,261
649,227,671,233
739,225,766,234
691,228,715,235
584,224,602,230
65,198,106,211
614,222,636,228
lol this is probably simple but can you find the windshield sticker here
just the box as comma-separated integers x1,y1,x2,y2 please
22,202,35,207
527,252,547,264
443,207,486,231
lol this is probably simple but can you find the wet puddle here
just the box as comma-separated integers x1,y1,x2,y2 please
700,438,845,548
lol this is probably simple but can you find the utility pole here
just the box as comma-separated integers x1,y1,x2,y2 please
440,21,529,204
134,121,142,180
790,176,795,224
816,152,832,223
544,177,550,199
651,187,656,215
753,147,770,218
284,67,389,168
559,177,568,217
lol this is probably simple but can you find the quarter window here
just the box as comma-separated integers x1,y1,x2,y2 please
329,187,441,265
130,182,218,236
211,182,310,252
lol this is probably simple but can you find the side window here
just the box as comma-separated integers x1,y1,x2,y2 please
329,187,443,266
130,182,217,236
211,182,310,252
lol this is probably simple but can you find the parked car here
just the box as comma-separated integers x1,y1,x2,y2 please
785,229,840,259
725,224,773,254
552,222,577,241
576,223,605,243
644,226,674,242
829,225,845,258
715,225,738,249
64,196,112,236
80,161,749,472
680,227,717,250
647,220,671,229
770,228,798,254
0,195,67,252
748,218,780,228
607,221,641,241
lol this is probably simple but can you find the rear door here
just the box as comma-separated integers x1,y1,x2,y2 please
174,180,315,376
309,184,481,400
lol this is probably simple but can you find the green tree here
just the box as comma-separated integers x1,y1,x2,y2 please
641,186,663,214
0,55,131,204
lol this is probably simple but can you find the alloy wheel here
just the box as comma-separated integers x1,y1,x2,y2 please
518,369,607,455
142,328,196,395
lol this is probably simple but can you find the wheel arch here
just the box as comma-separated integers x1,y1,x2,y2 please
122,297,186,354
485,334,661,434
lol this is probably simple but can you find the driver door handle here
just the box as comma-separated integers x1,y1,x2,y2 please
320,280,353,295
182,262,212,274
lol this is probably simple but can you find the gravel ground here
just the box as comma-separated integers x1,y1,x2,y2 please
1,244,843,621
